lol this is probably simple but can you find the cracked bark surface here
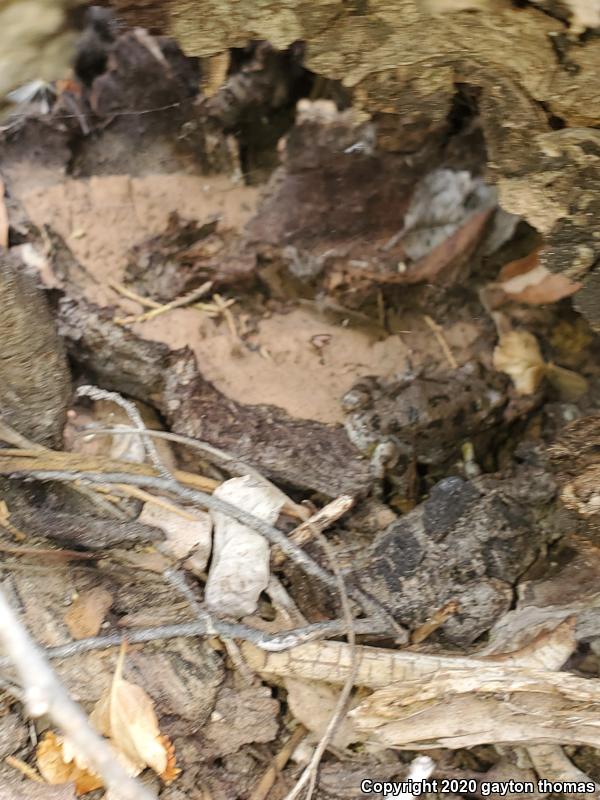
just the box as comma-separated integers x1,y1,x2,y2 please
110,0,600,328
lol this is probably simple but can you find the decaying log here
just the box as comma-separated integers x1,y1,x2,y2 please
108,0,600,328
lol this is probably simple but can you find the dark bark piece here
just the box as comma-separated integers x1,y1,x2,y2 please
0,477,164,549
162,349,373,497
124,211,256,303
353,468,556,645
0,251,71,447
57,296,373,497
58,296,171,400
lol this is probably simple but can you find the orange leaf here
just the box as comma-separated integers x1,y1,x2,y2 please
37,732,103,795
498,248,581,305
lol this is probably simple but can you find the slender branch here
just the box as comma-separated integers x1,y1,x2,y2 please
75,386,174,482
0,616,386,669
0,588,156,800
12,467,404,639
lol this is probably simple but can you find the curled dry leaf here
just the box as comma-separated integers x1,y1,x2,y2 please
37,731,103,795
138,499,212,563
493,330,545,395
89,644,179,784
205,475,285,618
64,587,113,639
496,247,581,306
493,330,589,398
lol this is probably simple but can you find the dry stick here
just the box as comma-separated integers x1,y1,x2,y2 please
76,385,174,483
114,280,213,325
0,618,384,670
422,314,458,370
164,568,255,684
82,425,309,520
249,725,308,800
282,531,359,800
0,418,128,521
0,588,157,800
272,495,354,566
15,468,404,638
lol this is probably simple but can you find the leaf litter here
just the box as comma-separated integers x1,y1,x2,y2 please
1,12,600,800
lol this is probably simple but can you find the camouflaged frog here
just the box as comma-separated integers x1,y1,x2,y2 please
341,363,508,484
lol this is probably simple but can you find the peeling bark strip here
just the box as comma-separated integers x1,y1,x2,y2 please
0,253,71,447
57,298,373,497
110,0,600,327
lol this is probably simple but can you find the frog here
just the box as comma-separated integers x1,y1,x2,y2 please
341,362,508,488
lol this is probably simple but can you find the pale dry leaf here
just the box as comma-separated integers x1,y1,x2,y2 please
64,587,113,639
89,644,179,783
138,500,212,563
37,731,103,795
205,475,285,618
493,330,545,394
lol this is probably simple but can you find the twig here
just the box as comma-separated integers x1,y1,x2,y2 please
5,755,44,783
13,467,404,639
164,568,255,683
282,530,358,800
0,588,157,800
80,425,309,520
0,417,128,520
422,314,458,369
115,281,213,324
0,617,385,670
108,281,161,309
272,495,354,565
0,542,97,561
249,725,308,800
410,599,460,644
76,385,174,482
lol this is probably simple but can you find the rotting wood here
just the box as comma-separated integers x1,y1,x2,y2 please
108,0,600,328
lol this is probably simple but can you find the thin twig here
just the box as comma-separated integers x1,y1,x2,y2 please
422,314,458,369
76,386,174,483
14,467,403,639
0,617,385,671
164,568,256,683
115,281,213,324
282,530,358,800
0,588,156,800
79,425,308,520
0,417,128,520
108,281,161,309
249,725,308,800
272,495,354,565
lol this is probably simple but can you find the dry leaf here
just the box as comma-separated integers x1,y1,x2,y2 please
37,732,103,795
206,476,285,618
544,362,589,401
138,500,212,563
89,644,179,783
493,330,545,394
497,248,581,305
64,587,113,639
